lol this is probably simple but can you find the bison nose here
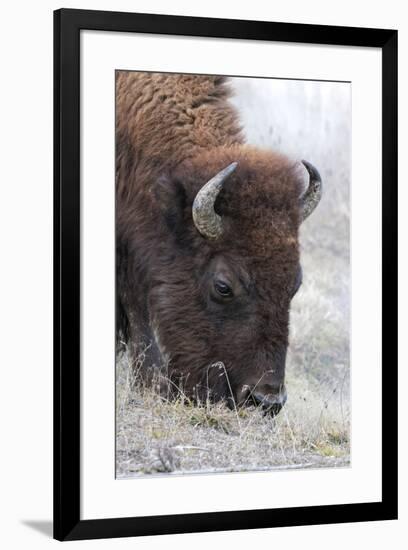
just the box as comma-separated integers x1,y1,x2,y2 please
251,385,287,416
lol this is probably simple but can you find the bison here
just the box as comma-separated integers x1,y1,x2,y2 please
116,72,322,415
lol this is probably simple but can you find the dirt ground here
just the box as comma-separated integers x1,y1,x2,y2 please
116,76,351,477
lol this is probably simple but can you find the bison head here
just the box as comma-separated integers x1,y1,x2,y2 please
148,147,322,415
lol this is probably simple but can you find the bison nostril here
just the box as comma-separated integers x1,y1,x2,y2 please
251,391,287,416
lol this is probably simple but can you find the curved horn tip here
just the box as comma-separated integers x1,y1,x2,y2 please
225,161,239,174
300,159,323,222
301,159,322,183
213,161,239,183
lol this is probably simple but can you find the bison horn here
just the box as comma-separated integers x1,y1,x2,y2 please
192,162,238,239
300,160,322,221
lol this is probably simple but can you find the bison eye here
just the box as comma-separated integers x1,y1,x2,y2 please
214,280,233,298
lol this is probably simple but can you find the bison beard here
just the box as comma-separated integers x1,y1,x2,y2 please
116,72,322,416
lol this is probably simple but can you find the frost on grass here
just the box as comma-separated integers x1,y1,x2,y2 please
116,79,351,477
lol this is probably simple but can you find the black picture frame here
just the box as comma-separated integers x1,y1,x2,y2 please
54,8,398,541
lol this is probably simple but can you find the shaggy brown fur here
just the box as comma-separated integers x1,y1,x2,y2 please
116,71,306,414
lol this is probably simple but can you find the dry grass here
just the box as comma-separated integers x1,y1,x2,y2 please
116,77,351,477
116,352,349,477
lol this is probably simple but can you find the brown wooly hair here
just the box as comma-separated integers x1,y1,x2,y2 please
116,71,305,405
141,146,304,402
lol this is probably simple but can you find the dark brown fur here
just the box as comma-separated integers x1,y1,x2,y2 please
116,72,304,412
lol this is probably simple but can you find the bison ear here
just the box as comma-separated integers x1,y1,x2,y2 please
153,175,187,232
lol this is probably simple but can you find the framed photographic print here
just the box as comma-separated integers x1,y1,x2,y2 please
54,8,398,541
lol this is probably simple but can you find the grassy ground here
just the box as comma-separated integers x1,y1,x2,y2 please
116,77,351,477
116,353,349,477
